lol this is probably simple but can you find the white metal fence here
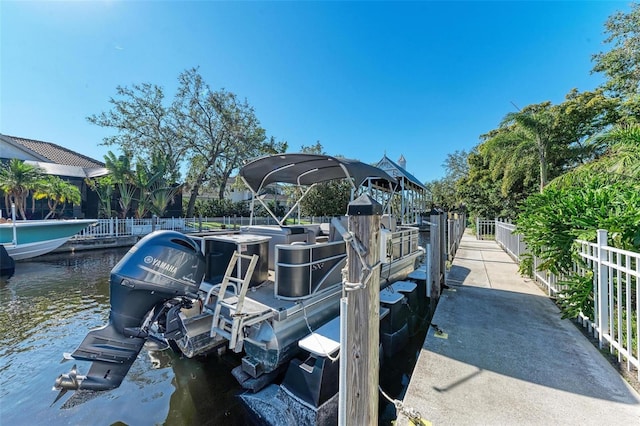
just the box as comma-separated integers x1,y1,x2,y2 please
482,218,639,380
475,218,496,240
71,216,334,240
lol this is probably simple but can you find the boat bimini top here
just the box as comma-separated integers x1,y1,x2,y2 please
238,153,398,225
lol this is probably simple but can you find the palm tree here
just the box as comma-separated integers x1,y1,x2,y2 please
0,159,44,219
131,153,172,218
85,175,115,218
33,176,82,219
501,103,556,192
550,123,640,187
104,151,136,218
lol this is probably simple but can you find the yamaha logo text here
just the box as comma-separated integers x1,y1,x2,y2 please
143,256,178,274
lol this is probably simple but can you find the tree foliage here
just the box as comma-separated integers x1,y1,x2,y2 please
292,142,353,217
516,124,640,318
0,159,45,219
85,175,115,218
0,159,83,220
88,82,184,182
592,2,640,99
88,68,286,217
33,176,81,219
425,150,468,210
300,180,352,217
104,151,136,218
458,89,621,220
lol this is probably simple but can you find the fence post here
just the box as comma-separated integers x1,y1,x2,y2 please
115,217,119,237
109,218,114,237
596,229,609,348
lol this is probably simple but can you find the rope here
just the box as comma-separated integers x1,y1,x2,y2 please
379,385,431,425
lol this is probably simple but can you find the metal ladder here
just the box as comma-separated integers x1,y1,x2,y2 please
209,251,259,352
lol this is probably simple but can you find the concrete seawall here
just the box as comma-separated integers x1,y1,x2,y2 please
52,236,139,254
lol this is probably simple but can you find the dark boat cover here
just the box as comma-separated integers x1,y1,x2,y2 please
239,153,397,193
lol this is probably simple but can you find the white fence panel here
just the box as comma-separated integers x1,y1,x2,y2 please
485,219,639,380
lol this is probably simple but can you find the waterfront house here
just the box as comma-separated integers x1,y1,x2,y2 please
0,134,108,219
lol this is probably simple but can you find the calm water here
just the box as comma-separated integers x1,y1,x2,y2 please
0,245,429,425
0,248,247,426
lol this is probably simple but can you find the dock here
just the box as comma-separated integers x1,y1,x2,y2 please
396,232,640,425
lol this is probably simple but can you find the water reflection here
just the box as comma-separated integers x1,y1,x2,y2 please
0,248,248,426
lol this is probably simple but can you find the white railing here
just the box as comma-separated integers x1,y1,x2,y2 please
71,216,334,240
495,222,524,261
576,230,639,375
475,218,496,240
487,219,639,380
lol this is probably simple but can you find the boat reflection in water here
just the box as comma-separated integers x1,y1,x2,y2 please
0,248,248,426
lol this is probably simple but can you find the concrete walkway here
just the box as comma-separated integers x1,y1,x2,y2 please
396,232,640,426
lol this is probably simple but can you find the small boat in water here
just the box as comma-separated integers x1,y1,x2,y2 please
0,218,97,261
53,154,427,413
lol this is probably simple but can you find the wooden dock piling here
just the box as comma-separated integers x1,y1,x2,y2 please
339,194,382,425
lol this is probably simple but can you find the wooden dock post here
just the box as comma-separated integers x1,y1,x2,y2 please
339,194,381,425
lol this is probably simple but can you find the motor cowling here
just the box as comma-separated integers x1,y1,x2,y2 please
109,230,206,333
54,231,206,395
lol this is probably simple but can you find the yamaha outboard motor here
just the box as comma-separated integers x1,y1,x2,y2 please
54,231,205,398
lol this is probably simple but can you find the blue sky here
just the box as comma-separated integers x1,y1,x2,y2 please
0,1,632,183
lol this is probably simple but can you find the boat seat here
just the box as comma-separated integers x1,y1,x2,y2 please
298,317,340,357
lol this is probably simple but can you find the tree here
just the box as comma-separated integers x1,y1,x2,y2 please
87,83,184,183
553,88,621,166
550,123,640,187
89,68,286,218
174,69,287,215
0,159,44,220
104,151,136,218
500,102,557,192
426,149,470,210
33,176,81,219
85,175,115,218
301,179,352,217
457,147,526,220
130,152,174,219
592,3,640,99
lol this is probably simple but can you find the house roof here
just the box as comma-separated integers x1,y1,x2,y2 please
2,134,105,168
375,154,427,191
0,134,109,178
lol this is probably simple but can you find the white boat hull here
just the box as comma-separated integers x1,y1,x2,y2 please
3,237,71,261
0,219,96,260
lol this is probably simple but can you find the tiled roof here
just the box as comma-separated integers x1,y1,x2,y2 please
4,135,105,168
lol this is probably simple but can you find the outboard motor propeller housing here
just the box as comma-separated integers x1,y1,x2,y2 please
54,231,205,395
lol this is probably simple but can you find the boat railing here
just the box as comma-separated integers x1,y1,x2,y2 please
388,226,421,262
